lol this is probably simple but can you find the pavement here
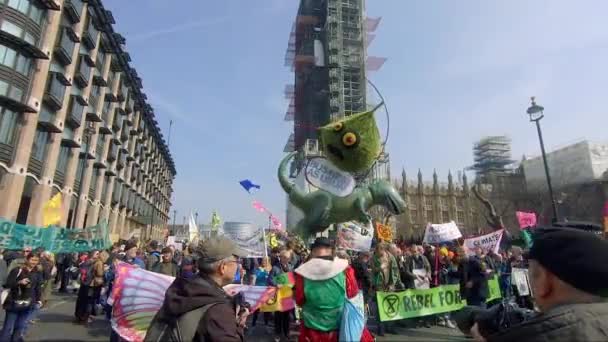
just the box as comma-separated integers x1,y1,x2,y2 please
4,291,468,341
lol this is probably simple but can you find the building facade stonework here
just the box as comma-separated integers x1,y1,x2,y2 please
394,170,484,240
0,0,175,241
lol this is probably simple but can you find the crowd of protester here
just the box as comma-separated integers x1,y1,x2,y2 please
0,224,605,342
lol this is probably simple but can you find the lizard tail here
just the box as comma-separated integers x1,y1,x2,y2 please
278,152,297,194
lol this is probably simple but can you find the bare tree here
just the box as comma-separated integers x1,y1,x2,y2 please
472,184,504,231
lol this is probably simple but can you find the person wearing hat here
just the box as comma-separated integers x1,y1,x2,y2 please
145,236,249,342
145,240,161,271
471,227,608,342
151,247,178,277
294,237,374,342
123,242,144,268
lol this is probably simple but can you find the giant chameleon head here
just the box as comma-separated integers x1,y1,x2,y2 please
318,110,381,173
369,180,407,216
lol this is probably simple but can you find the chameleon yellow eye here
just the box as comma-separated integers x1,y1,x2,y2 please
333,122,344,131
342,132,357,146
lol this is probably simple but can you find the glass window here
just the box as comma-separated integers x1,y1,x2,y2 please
8,0,29,14
0,80,8,96
31,129,49,161
24,32,35,45
0,45,17,67
1,21,23,37
1,20,37,46
15,54,31,75
0,107,18,144
28,5,44,25
9,86,23,101
57,146,70,173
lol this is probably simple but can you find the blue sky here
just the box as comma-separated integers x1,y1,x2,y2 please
105,0,608,227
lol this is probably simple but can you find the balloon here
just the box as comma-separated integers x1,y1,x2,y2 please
448,251,455,260
440,247,449,257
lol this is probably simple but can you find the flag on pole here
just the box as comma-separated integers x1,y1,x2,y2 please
210,211,221,231
239,179,261,193
42,192,62,227
188,213,199,242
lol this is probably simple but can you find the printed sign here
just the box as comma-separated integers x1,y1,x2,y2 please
413,269,429,289
222,222,265,257
512,268,531,296
463,230,504,256
336,221,373,252
305,158,355,197
0,218,111,253
377,280,503,322
376,222,393,242
377,285,465,321
423,221,462,244
516,211,537,229
487,275,502,302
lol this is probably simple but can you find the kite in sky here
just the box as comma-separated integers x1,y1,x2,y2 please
239,179,261,193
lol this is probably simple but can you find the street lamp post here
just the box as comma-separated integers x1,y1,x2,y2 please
526,97,559,223
172,209,177,235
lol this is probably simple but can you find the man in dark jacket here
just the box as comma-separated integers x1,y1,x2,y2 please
460,247,489,308
145,240,161,271
471,227,608,342
145,237,249,342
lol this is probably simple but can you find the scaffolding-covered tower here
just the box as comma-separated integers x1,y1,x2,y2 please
283,0,385,171
283,0,387,231
472,136,515,181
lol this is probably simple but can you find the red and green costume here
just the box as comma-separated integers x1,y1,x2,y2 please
294,257,374,342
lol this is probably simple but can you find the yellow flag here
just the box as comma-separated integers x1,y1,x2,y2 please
42,192,62,227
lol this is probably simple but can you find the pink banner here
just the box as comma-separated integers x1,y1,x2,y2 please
516,211,537,229
110,263,281,342
252,200,267,213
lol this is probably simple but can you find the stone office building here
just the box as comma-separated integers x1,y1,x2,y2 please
0,0,175,241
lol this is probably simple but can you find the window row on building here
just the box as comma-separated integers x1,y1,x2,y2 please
0,0,175,241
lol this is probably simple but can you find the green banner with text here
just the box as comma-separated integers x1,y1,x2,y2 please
377,275,503,321
0,218,111,253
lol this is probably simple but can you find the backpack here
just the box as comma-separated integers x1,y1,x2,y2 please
79,261,95,286
144,302,220,342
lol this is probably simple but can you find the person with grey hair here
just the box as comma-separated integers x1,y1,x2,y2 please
145,236,249,342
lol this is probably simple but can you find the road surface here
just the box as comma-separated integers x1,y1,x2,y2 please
7,292,467,341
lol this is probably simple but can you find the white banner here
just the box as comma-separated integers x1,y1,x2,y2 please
305,158,355,197
423,221,462,244
463,229,504,256
512,268,531,296
336,221,373,252
222,222,265,257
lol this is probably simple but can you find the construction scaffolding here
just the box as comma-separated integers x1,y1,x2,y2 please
472,136,515,179
283,0,386,155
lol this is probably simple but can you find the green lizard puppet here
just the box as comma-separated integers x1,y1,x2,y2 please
318,110,382,173
278,152,406,238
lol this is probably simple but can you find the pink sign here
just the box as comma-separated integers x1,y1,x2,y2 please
516,211,537,229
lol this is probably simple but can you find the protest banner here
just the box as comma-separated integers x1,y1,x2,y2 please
260,285,295,312
423,221,462,244
0,218,110,253
375,222,393,242
516,211,537,229
377,285,465,321
222,222,265,257
336,221,373,252
463,230,504,256
110,263,290,342
512,268,531,296
223,284,277,311
305,157,355,197
377,279,503,322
